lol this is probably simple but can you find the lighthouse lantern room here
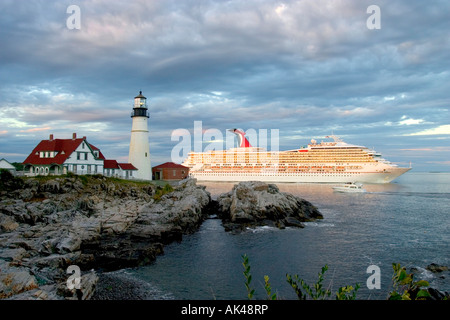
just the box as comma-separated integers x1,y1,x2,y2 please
131,91,149,118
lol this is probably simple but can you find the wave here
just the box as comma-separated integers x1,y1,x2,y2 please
304,222,335,228
368,191,450,199
247,225,279,233
411,266,434,280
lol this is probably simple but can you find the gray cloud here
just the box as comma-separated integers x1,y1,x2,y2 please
0,0,449,171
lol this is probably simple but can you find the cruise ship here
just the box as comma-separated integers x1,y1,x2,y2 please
182,129,411,183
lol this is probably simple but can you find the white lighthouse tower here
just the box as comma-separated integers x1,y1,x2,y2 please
128,91,152,180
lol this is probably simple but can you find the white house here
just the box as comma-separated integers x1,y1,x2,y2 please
23,133,105,176
0,158,17,176
23,133,139,178
104,160,138,179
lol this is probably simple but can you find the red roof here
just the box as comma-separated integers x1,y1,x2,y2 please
153,162,189,169
23,137,104,165
101,160,137,170
118,163,137,170
23,138,84,165
103,159,119,169
89,144,106,160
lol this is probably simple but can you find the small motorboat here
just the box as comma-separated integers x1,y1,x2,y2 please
332,182,366,193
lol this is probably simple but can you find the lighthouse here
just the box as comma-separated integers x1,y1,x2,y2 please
128,91,152,180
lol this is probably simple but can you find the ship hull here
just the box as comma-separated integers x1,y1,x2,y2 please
189,167,411,184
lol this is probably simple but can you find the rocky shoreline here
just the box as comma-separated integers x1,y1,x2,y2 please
0,173,322,300
91,270,175,300
3,173,447,300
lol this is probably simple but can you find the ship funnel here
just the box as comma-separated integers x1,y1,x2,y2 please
228,128,252,148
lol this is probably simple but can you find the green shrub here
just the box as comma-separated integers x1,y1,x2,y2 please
0,169,24,191
388,263,430,300
242,254,255,300
286,265,332,300
241,256,446,300
243,255,359,300
153,183,174,201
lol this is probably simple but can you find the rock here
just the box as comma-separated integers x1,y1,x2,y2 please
0,247,27,262
0,175,172,299
80,178,211,270
0,214,19,232
39,180,61,194
57,270,99,300
40,239,59,255
283,216,305,228
5,285,62,300
427,287,450,300
0,262,38,299
56,236,82,254
216,181,322,231
426,263,448,273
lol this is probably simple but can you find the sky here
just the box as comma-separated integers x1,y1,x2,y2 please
0,0,449,171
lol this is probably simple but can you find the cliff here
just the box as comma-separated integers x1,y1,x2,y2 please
0,173,211,299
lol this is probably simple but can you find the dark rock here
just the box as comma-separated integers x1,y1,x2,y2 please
427,288,448,300
216,181,322,232
426,263,448,273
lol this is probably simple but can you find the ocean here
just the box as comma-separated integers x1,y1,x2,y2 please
125,172,450,300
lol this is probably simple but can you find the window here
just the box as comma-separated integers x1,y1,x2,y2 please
77,152,81,160
84,153,88,160
173,170,176,176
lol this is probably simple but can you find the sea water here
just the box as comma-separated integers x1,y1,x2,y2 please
128,172,450,300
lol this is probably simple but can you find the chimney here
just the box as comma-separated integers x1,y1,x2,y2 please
72,133,77,140
49,134,54,141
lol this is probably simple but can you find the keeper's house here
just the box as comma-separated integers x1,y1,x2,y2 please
152,162,189,181
23,133,136,178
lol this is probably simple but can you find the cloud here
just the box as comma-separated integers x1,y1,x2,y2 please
19,127,52,133
0,0,450,172
405,125,450,136
398,118,425,125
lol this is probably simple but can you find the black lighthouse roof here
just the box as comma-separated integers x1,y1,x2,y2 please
134,91,146,99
